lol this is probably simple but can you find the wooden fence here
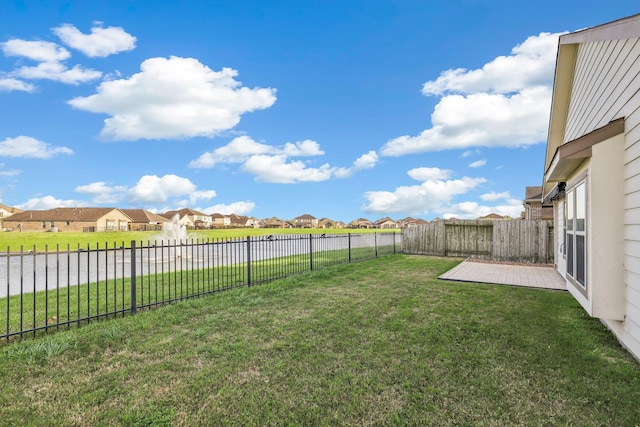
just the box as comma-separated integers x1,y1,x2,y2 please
402,219,554,264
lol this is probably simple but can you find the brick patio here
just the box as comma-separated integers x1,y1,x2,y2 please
439,259,566,290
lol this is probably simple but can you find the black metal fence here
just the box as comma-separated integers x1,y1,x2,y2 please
1,232,401,342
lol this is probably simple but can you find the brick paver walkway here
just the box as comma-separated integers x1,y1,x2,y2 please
439,259,566,290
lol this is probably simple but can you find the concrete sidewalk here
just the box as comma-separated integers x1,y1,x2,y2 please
439,259,566,291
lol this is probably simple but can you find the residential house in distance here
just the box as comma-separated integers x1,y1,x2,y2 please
477,213,506,220
350,218,374,229
121,209,171,231
292,214,318,228
522,186,553,220
397,217,428,228
263,217,292,228
211,213,231,228
317,217,336,229
4,207,132,232
229,214,259,228
163,208,212,229
0,204,23,230
374,217,399,229
542,13,640,360
317,217,346,229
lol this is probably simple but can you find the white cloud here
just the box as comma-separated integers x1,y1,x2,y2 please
282,140,324,156
201,201,255,215
351,150,379,170
363,167,486,215
53,23,136,57
182,190,217,206
68,56,277,140
0,136,74,158
128,174,197,204
17,195,79,210
407,167,451,181
381,87,551,155
381,32,563,156
440,199,523,219
422,32,561,96
2,38,102,84
334,151,379,178
191,136,377,183
0,163,20,176
461,149,481,158
469,159,486,168
75,181,128,204
436,190,523,219
14,61,102,84
0,77,35,92
242,154,334,183
74,174,220,208
2,39,70,62
189,135,276,168
480,191,511,202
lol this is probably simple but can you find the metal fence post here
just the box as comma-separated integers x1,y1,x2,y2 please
348,233,352,263
393,231,396,254
246,236,251,287
131,240,137,315
375,232,378,258
309,234,314,271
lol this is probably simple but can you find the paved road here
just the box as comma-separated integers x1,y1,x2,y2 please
0,233,392,297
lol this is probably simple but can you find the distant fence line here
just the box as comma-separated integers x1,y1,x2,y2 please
402,219,554,264
1,232,401,342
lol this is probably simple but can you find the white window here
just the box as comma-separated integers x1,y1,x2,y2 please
119,221,128,231
566,180,586,289
106,220,115,231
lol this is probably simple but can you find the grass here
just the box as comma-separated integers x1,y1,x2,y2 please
1,245,396,339
1,254,639,426
1,227,397,252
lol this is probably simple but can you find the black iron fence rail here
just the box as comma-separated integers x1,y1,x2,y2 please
1,232,401,342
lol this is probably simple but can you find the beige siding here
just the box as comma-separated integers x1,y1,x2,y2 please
566,38,640,142
619,50,640,348
565,36,640,356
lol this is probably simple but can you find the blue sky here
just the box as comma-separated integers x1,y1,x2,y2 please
0,1,638,223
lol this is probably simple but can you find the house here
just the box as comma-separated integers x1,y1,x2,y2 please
121,209,171,231
263,217,292,228
4,207,132,232
349,218,374,229
292,214,318,228
211,213,231,228
477,213,506,220
398,217,428,228
228,214,259,228
542,13,640,360
162,208,211,229
522,186,553,220
374,217,399,229
0,204,23,230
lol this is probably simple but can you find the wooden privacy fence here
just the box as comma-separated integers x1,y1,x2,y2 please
402,219,554,264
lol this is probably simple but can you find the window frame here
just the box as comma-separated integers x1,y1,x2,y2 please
565,173,588,295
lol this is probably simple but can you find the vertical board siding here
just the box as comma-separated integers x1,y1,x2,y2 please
402,220,553,263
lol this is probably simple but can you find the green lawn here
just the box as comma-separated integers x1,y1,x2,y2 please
1,254,639,426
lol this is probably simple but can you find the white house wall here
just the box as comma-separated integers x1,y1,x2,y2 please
555,198,566,276
565,38,640,142
590,135,625,320
565,36,640,358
